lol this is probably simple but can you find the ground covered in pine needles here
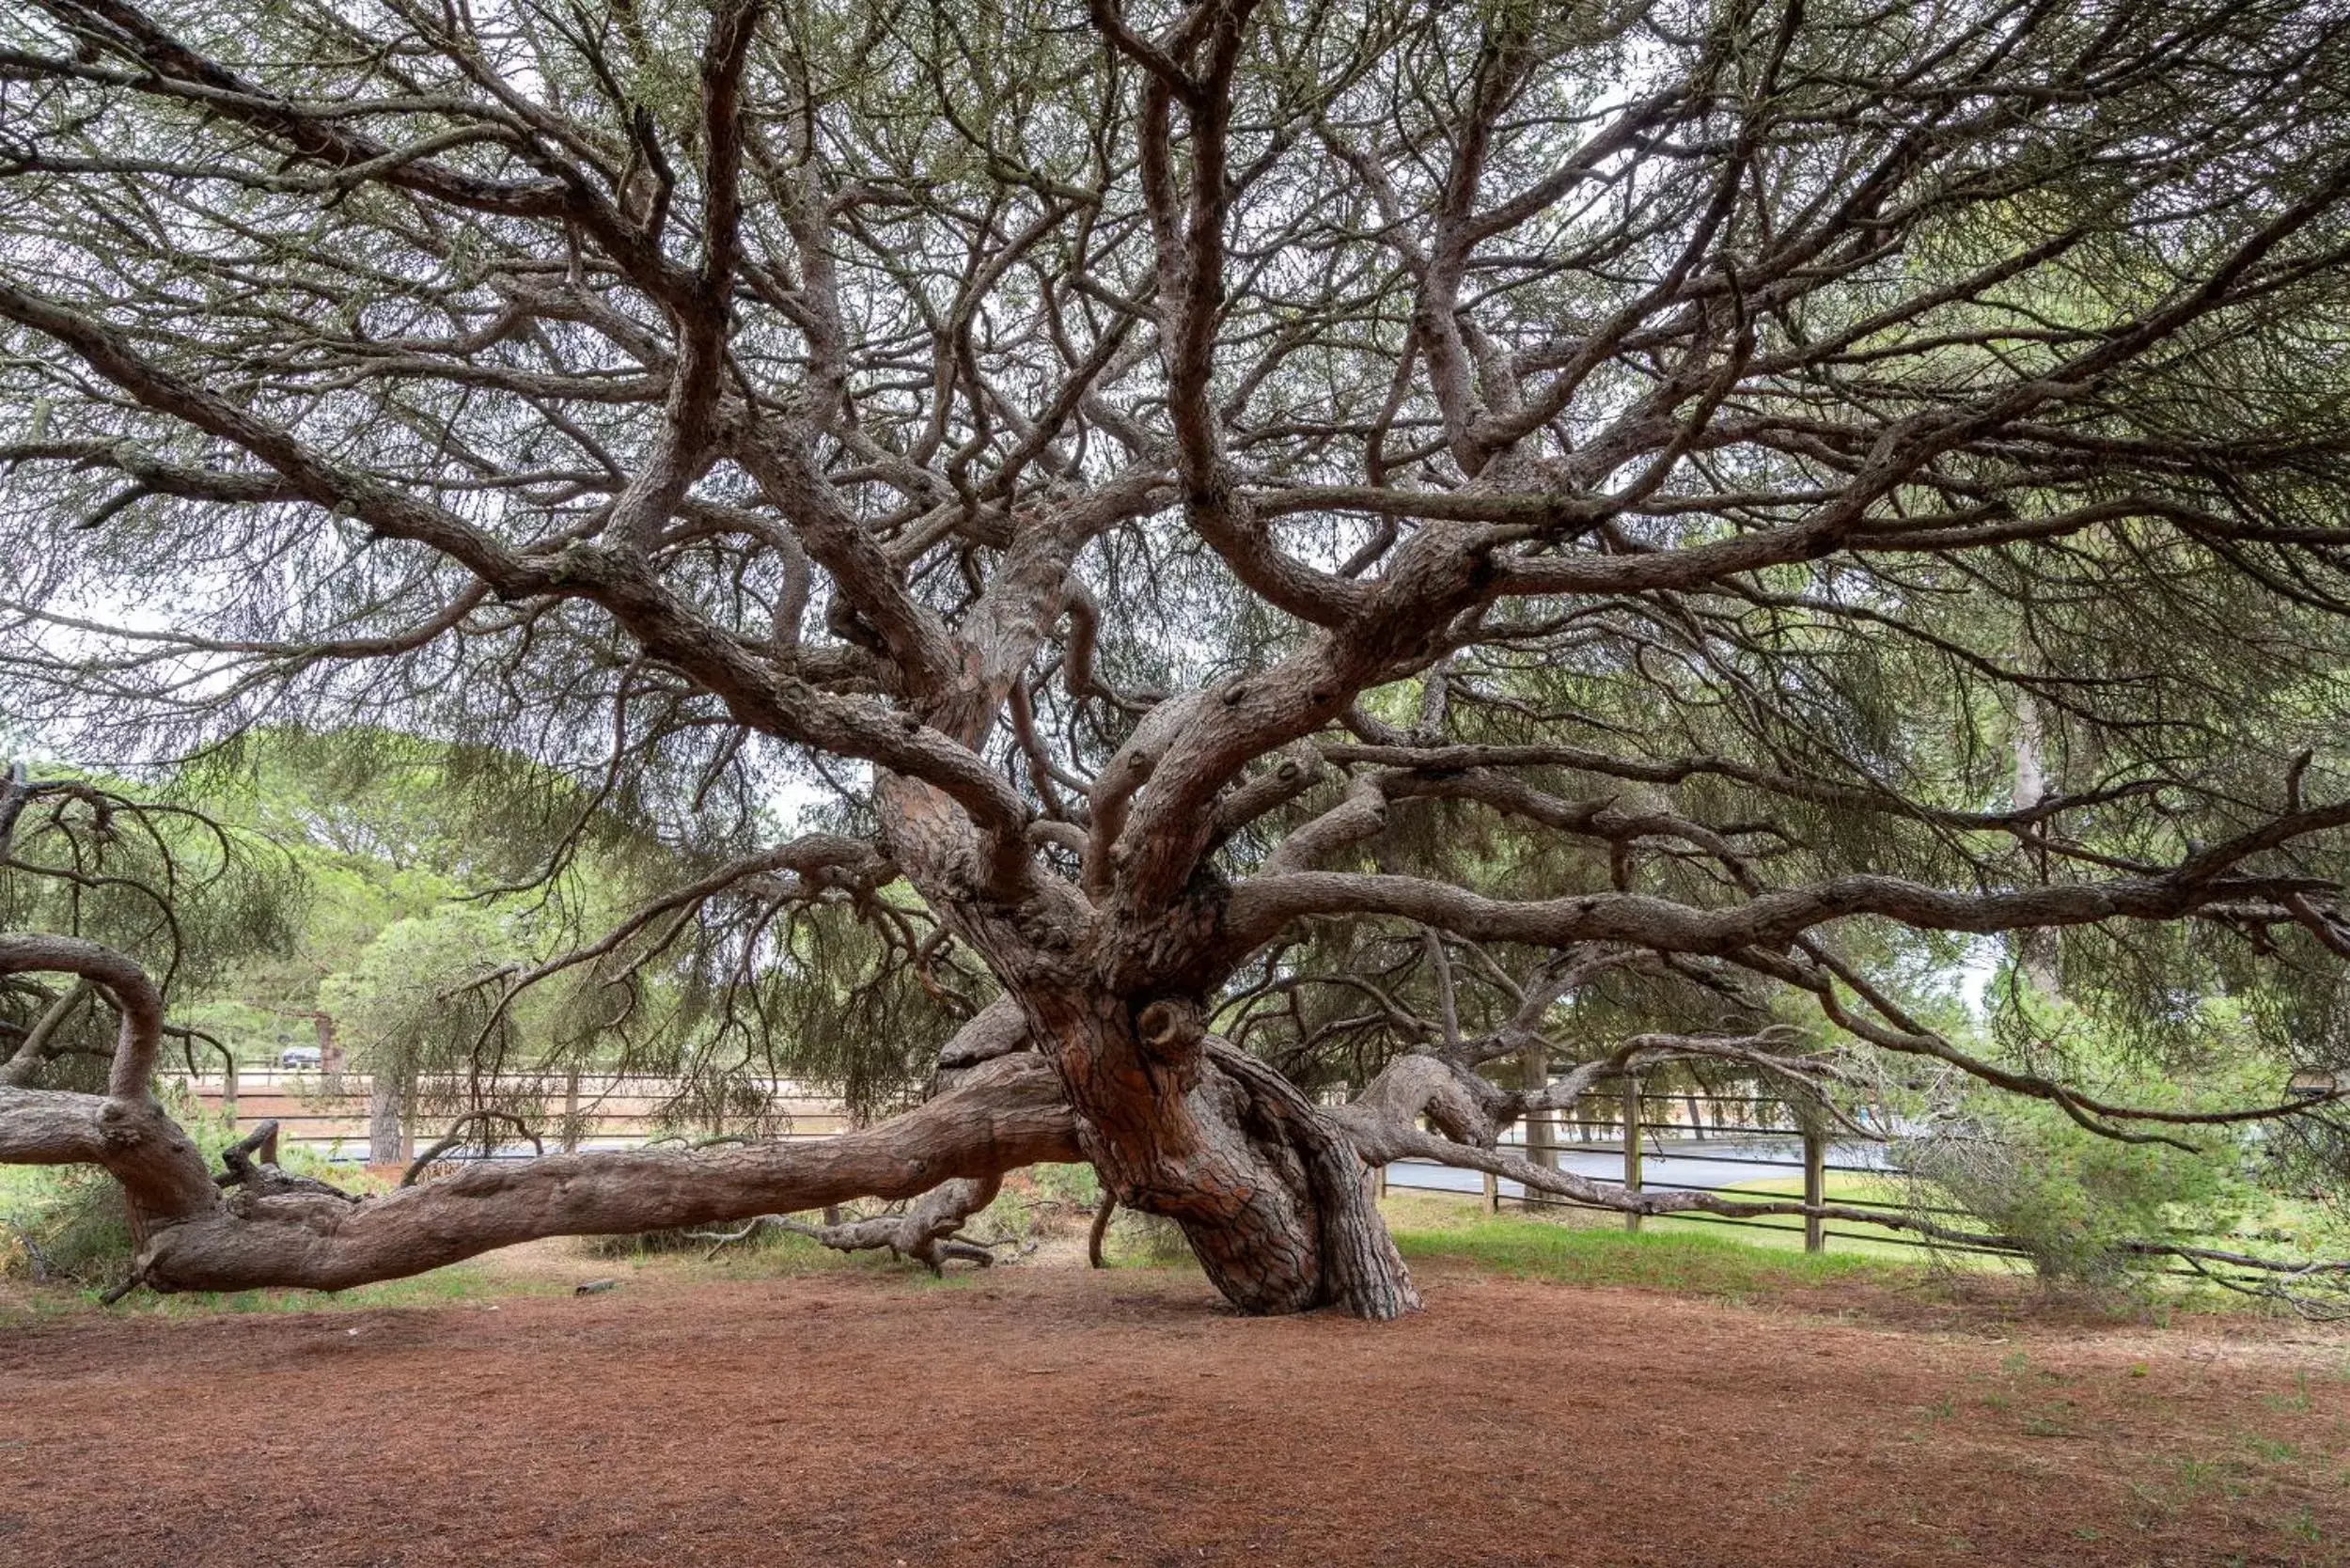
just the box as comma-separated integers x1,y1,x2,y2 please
2,1215,2346,1566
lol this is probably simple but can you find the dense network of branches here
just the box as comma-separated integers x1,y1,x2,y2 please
8,0,2350,1316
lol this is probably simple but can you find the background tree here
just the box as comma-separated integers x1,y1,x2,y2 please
8,0,2350,1316
1,758,298,1090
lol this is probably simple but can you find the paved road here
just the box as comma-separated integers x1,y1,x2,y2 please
1386,1137,1892,1202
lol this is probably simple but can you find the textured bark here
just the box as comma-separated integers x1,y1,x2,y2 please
858,614,1421,1317
146,1054,1075,1293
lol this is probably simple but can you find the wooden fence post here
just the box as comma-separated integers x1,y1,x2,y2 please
1482,1168,1498,1215
1522,1046,1557,1175
1803,1127,1827,1253
1622,1075,1643,1232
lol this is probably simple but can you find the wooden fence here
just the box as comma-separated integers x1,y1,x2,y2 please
160,1069,853,1168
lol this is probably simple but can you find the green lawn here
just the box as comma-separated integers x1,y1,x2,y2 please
0,1224,941,1323
1634,1171,2028,1267
1,1260,573,1320
1384,1170,2028,1267
1377,1190,1921,1296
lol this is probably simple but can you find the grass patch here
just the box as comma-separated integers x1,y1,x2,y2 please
0,1228,891,1325
1380,1191,2312,1319
1380,1192,1906,1296
2,1260,572,1322
1639,1172,2026,1268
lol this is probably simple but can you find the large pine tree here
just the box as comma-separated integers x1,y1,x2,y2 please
8,0,2350,1314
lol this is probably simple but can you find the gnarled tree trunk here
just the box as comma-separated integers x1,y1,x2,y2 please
1015,985,1416,1318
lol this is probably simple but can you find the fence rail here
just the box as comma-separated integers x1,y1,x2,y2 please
1380,1085,1964,1259
157,1071,854,1165
1380,1090,2312,1294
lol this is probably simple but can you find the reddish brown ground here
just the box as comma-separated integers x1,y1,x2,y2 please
2,1260,2345,1567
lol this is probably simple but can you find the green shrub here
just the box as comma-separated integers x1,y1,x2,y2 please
0,1162,133,1283
1900,1092,2258,1288
977,1162,1099,1246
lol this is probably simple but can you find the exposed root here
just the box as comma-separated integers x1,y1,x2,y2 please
691,1175,1014,1274
1087,1189,1116,1268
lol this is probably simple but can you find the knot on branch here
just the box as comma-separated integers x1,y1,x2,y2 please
931,997,1032,1094
1135,996,1206,1081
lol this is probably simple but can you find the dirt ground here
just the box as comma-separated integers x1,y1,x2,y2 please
2,1252,2346,1567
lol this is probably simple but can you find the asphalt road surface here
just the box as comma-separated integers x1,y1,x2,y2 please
1386,1136,1892,1203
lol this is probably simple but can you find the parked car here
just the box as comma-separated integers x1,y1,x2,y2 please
279,1045,323,1070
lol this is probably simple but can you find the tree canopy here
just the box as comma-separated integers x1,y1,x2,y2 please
8,0,2350,1316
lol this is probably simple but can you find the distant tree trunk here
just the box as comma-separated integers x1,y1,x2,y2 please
314,1011,344,1096
368,1070,404,1166
2012,695,2062,997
